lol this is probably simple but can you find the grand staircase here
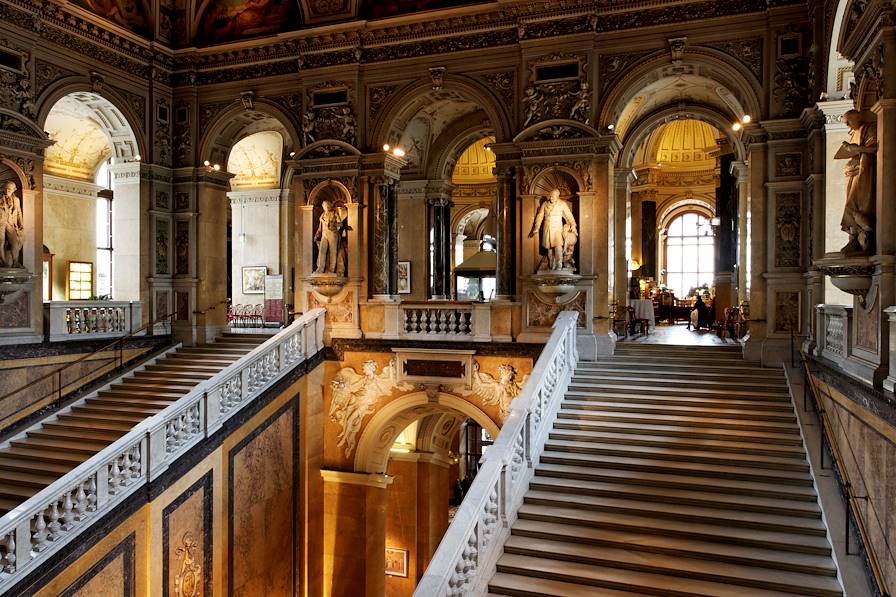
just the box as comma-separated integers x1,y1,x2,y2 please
0,332,271,516
488,343,843,596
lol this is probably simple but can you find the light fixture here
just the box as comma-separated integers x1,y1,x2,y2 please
382,144,390,151
484,146,492,152
134,154,141,162
607,123,615,130
732,122,742,131
203,160,210,167
710,217,721,227
393,148,405,157
289,151,296,157
630,259,641,271
741,115,752,124
213,164,221,171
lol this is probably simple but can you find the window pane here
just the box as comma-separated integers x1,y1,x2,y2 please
96,249,112,297
664,211,715,297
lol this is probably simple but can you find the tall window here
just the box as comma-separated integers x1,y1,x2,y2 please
95,161,113,298
665,212,714,297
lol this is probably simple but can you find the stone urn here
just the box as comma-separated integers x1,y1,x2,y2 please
530,269,581,298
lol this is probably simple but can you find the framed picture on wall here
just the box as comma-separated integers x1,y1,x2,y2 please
242,266,267,294
397,261,411,294
385,547,408,577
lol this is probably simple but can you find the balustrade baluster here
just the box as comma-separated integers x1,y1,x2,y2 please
61,490,75,529
32,510,48,552
46,500,61,541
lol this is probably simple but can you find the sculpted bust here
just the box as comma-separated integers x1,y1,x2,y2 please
529,188,578,272
838,109,878,255
0,180,24,269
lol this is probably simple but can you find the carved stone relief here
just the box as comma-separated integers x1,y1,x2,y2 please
329,359,412,457
156,219,170,275
524,54,589,127
454,361,527,420
156,191,170,210
775,153,802,178
367,84,400,127
174,192,190,211
155,98,172,167
526,291,586,328
308,292,354,324
775,192,801,268
482,71,515,113
598,50,654,92
176,291,189,322
175,220,189,275
774,56,810,117
702,38,763,81
774,291,800,333
304,82,357,147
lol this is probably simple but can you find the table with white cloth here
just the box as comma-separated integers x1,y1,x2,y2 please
627,298,656,332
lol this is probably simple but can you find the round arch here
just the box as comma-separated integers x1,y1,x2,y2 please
370,75,513,147
600,54,762,135
658,199,715,231
618,104,746,170
199,99,299,182
37,83,145,162
354,391,499,474
825,0,854,97
427,121,494,182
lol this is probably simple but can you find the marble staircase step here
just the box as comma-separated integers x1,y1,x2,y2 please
556,409,800,433
560,399,797,422
550,419,802,445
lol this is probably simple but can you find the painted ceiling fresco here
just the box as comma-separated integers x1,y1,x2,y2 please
44,97,113,181
227,131,284,190
71,0,495,44
70,0,152,37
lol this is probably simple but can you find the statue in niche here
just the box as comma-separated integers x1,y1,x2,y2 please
529,188,577,272
0,180,24,269
837,109,878,255
314,200,347,275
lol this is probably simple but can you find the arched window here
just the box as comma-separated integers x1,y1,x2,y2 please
664,212,714,297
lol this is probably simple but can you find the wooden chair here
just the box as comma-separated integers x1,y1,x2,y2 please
611,303,630,338
630,306,650,337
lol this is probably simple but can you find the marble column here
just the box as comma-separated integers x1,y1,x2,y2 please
429,197,451,299
641,199,657,280
371,179,395,299
495,167,516,300
742,128,769,363
731,161,749,305
804,109,826,353
612,170,634,309
714,153,738,315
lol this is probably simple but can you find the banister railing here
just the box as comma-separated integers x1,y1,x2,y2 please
800,351,892,597
414,311,578,596
0,308,325,594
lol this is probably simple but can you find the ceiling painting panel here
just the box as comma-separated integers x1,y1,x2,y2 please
196,0,300,45
70,0,152,37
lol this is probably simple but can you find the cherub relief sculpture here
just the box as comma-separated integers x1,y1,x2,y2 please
456,361,527,420
837,109,878,255
529,188,578,272
329,359,412,458
0,180,24,269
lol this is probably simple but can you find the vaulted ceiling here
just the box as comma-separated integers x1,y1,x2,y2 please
70,0,496,46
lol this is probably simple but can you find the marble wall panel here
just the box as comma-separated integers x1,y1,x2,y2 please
163,472,212,597
59,533,135,597
228,399,297,596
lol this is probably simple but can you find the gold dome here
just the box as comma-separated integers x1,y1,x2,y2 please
653,119,719,169
452,137,496,184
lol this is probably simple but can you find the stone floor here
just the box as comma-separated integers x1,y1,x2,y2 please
620,323,740,346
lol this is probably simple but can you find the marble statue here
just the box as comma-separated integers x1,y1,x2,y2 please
314,200,347,274
838,109,878,255
529,189,578,271
328,359,411,457
569,81,591,125
0,180,24,269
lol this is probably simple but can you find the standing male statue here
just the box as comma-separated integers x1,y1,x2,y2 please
837,109,878,255
529,188,578,271
314,200,345,274
0,180,24,269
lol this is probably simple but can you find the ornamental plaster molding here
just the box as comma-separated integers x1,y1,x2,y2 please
227,190,283,205
42,174,103,200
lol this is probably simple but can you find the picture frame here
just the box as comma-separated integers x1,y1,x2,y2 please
242,266,267,294
385,547,408,577
397,261,411,294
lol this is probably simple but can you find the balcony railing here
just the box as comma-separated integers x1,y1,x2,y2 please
0,308,325,594
414,311,578,596
43,301,142,342
381,301,492,341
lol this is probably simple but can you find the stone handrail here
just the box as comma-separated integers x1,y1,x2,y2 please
43,301,143,342
413,311,578,596
0,308,325,593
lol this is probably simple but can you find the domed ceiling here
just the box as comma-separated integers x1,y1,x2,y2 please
70,0,496,45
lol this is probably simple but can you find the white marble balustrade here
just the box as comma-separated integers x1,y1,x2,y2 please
414,311,579,597
379,301,492,342
0,308,325,594
43,301,142,342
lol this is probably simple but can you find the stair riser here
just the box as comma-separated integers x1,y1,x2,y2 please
557,412,799,433
523,496,826,537
547,432,804,457
551,422,802,446
498,554,839,597
517,512,832,556
566,385,788,400
509,529,835,577
570,378,788,392
561,402,796,423
565,393,792,409
527,482,820,518
543,444,809,472
538,456,813,486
